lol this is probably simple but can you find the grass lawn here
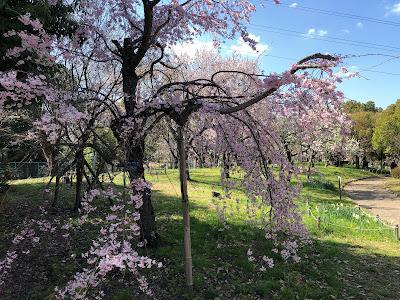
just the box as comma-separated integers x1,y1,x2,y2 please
386,177,400,195
1,164,400,299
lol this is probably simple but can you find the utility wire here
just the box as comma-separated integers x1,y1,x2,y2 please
247,24,400,53
219,46,400,76
262,1,400,27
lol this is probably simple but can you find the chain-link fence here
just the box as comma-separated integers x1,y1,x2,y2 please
8,162,48,179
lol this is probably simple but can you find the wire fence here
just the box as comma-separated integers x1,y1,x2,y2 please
8,162,48,179
306,196,399,239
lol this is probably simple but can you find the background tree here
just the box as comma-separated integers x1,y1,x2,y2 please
372,99,400,167
344,100,382,168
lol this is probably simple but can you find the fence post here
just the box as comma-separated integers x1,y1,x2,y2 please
395,224,399,240
308,206,311,216
338,176,342,200
357,204,360,210
317,217,321,230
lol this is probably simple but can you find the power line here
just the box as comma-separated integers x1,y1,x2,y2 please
262,1,400,27
247,24,400,53
219,46,400,76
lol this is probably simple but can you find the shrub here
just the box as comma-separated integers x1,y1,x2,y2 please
391,166,400,178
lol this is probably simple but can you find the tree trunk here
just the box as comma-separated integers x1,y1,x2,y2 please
120,38,161,247
223,152,230,179
74,149,83,212
52,173,60,209
362,156,369,168
186,156,191,181
355,155,360,169
127,138,161,248
51,155,60,209
306,150,315,180
197,155,204,168
177,125,193,289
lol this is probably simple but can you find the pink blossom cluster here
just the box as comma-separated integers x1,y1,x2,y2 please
1,180,159,298
0,13,55,115
56,184,160,299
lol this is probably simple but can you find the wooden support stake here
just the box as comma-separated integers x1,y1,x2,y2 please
308,206,311,216
338,176,342,201
395,224,399,240
317,216,321,230
177,125,193,290
357,204,360,210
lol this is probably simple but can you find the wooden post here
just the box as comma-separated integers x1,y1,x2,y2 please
308,206,311,216
177,125,193,289
338,176,342,200
395,224,399,240
317,216,321,230
357,204,360,210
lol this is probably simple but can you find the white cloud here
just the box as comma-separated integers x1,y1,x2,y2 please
289,3,297,8
306,28,328,37
229,33,269,57
356,22,364,29
169,40,215,57
342,29,350,34
386,3,400,16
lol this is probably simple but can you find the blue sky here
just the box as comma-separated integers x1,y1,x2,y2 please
176,0,400,110
244,0,400,110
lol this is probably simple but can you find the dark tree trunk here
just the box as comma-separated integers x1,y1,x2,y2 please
284,142,292,164
172,154,179,169
74,150,83,211
306,150,315,180
355,155,360,169
197,156,204,168
186,153,191,181
52,173,60,209
115,37,162,247
223,152,230,179
74,150,83,212
362,156,369,168
126,138,161,248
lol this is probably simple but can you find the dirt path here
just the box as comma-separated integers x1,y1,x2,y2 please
344,177,400,225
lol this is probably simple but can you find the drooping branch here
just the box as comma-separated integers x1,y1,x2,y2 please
218,53,338,115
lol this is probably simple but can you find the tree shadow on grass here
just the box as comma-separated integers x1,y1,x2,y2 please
146,191,400,299
2,178,400,299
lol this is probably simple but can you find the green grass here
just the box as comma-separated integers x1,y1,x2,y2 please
386,177,400,195
1,165,400,299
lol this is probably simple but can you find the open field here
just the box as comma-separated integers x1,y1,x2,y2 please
1,165,400,299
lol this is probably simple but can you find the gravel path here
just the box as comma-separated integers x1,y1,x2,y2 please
344,177,400,225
